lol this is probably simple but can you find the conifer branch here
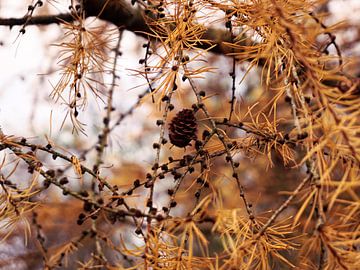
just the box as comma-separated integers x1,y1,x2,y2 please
0,0,236,55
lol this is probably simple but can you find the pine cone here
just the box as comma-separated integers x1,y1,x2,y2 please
169,109,197,148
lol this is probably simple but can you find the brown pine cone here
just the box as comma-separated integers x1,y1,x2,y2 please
169,109,197,148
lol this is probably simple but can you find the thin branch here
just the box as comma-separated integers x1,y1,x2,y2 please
257,175,311,236
0,13,74,28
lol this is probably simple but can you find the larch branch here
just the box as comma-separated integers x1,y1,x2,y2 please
0,0,234,55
